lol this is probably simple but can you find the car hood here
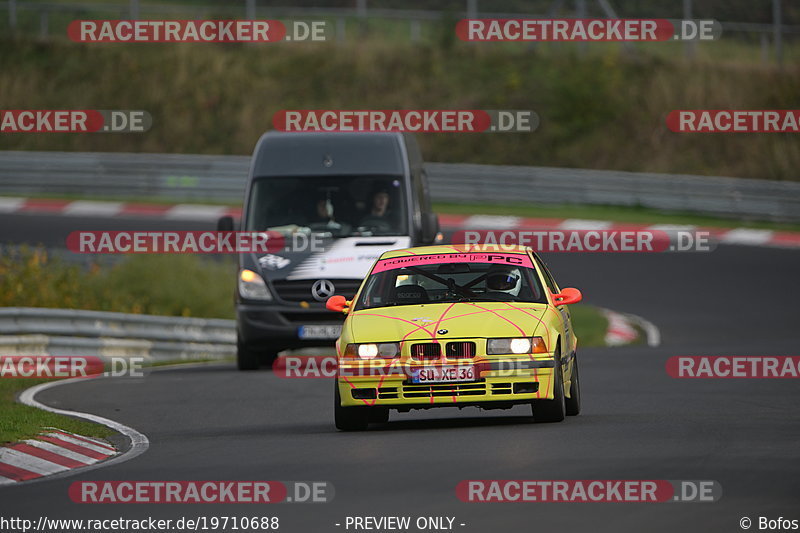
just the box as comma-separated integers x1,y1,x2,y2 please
347,302,549,342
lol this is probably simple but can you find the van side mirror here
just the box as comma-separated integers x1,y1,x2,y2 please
217,215,235,232
326,295,351,314
552,287,582,306
421,213,440,244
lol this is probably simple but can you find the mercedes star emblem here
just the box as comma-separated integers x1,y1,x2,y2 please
311,279,335,301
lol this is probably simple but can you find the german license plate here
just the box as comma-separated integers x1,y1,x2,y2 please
298,325,342,339
411,365,476,384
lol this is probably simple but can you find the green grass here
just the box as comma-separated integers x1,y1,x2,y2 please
0,38,798,181
434,202,800,232
569,303,610,348
0,378,114,445
0,247,237,318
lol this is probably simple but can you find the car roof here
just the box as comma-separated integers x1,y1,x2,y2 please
380,244,531,259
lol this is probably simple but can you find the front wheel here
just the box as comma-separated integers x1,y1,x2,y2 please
565,354,581,416
236,335,261,371
531,349,566,423
334,383,371,431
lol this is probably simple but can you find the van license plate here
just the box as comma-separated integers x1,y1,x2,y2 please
298,325,342,339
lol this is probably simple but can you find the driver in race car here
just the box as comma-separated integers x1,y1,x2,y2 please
485,265,523,298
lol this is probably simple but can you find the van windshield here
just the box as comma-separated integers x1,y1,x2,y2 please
245,175,408,238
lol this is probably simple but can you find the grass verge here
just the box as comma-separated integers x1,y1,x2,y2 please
0,378,113,445
434,202,800,232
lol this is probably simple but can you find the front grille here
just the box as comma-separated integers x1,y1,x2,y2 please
378,387,399,399
271,279,361,302
445,341,476,359
491,382,513,395
402,382,486,398
411,343,441,360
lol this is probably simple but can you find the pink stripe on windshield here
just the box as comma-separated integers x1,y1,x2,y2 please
371,253,533,274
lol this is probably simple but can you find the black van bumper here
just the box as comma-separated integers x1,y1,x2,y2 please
236,303,345,351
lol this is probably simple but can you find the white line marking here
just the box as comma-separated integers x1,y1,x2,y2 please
46,428,116,450
0,448,70,475
720,228,774,245
560,219,614,230
63,201,123,217
462,215,521,229
0,197,25,213
623,312,662,347
4,377,150,487
647,224,697,231
21,440,96,464
0,475,16,485
165,204,229,220
40,433,116,455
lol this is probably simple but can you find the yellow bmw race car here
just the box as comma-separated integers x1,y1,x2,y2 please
326,244,583,431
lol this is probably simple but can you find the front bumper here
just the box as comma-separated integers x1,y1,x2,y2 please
336,356,558,408
237,303,344,350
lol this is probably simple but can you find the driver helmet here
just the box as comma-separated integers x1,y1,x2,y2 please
486,265,522,296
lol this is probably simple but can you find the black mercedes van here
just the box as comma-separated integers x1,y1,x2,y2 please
218,131,439,370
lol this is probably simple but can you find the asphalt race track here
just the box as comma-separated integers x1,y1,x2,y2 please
1,212,799,533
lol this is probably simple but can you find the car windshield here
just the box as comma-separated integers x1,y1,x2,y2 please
245,175,407,238
355,256,547,310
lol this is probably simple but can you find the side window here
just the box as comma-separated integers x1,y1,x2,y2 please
532,252,559,294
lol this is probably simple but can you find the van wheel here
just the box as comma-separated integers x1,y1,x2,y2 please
262,350,279,370
565,354,581,416
334,384,370,431
531,348,566,423
236,335,260,371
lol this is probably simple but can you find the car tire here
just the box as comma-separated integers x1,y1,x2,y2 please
565,354,581,416
236,335,261,371
368,406,390,424
334,383,370,431
262,350,279,370
532,347,566,423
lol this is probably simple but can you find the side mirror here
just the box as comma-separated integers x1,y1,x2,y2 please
326,295,351,314
217,215,235,232
552,287,582,306
421,213,440,244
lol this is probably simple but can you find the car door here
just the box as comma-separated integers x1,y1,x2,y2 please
531,252,574,356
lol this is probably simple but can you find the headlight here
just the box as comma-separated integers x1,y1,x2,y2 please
487,337,547,355
238,269,272,301
343,343,401,360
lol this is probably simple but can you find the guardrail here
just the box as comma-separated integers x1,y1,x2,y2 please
1,150,799,222
0,307,235,361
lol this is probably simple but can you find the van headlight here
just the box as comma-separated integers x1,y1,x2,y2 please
239,269,273,301
487,337,547,355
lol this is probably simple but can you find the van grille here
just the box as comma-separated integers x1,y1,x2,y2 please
271,279,361,302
